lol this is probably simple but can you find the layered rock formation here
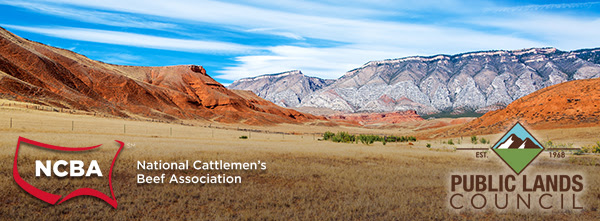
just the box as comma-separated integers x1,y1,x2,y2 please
0,27,322,125
457,78,600,135
229,70,334,107
302,48,600,115
233,48,600,116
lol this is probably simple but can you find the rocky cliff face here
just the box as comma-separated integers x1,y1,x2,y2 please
302,48,600,115
0,27,322,125
234,48,600,115
229,70,334,107
455,78,600,136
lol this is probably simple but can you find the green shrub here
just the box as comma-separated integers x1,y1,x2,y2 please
479,137,488,144
239,135,248,139
358,134,377,145
580,142,600,154
323,131,335,140
322,132,417,145
330,132,355,143
545,140,574,149
447,139,454,145
471,136,478,144
426,143,431,148
383,135,416,142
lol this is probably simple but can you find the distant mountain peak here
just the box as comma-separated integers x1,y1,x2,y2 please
231,46,600,116
229,70,334,107
236,70,304,82
356,47,563,70
301,47,600,115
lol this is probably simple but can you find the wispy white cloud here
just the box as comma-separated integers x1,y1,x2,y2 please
97,53,142,65
216,45,405,80
216,32,542,81
4,25,260,54
25,0,471,44
487,2,600,13
4,0,599,81
467,14,600,50
0,0,178,30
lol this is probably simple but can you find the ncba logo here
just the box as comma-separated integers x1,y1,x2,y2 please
13,137,123,208
491,122,544,175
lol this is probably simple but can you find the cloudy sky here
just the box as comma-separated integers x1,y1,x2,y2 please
2,0,600,85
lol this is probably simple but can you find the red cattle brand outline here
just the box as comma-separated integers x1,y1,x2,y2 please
13,137,123,209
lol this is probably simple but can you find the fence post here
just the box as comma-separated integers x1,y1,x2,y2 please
71,120,74,131
10,118,12,129
170,127,172,136
124,124,126,134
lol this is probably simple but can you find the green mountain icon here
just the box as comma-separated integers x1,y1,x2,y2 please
492,123,544,175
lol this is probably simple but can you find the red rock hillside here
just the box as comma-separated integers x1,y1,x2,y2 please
457,78,600,135
327,110,423,125
0,27,323,125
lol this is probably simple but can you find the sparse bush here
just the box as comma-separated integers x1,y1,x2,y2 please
447,139,454,145
592,142,600,153
239,135,248,139
323,132,416,145
479,137,488,144
426,143,431,148
358,134,377,145
545,140,574,149
384,135,416,142
323,131,335,140
331,132,355,143
471,136,478,144
578,142,600,154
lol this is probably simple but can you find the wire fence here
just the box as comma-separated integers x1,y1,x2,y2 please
1,100,323,141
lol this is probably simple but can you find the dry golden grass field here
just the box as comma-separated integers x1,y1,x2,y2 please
1,105,599,220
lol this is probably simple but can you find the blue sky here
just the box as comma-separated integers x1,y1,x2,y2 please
1,0,600,85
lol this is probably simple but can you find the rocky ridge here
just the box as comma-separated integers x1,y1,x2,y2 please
232,47,600,115
0,27,323,125
229,70,334,107
454,78,600,136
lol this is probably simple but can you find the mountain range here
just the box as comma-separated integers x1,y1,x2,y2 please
0,27,322,125
229,70,334,107
230,47,600,115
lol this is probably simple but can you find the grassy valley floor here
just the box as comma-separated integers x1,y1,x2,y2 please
1,107,599,220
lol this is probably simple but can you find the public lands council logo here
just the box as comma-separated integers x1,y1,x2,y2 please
491,122,544,175
448,122,584,211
